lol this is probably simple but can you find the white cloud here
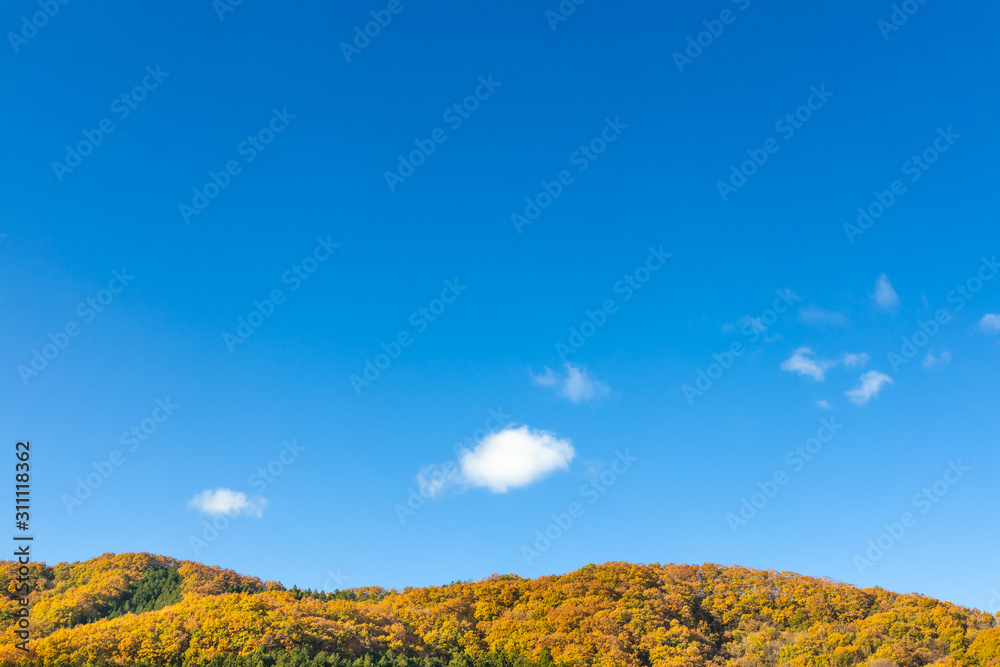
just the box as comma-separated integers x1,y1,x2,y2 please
531,363,610,403
873,273,901,310
798,306,850,327
187,489,268,518
845,371,893,406
459,426,574,493
842,352,870,368
978,313,1000,334
816,400,833,410
781,347,836,382
922,350,951,368
415,426,575,497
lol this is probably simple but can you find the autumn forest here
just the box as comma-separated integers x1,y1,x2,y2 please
0,553,998,667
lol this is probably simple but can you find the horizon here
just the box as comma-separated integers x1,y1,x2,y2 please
27,549,1000,615
2,0,998,621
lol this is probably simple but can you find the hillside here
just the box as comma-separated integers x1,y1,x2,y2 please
1,553,998,667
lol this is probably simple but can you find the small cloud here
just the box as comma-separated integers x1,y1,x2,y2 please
798,306,850,327
845,371,893,406
530,367,558,388
721,323,735,333
978,313,1000,334
187,489,267,518
781,347,836,382
416,425,575,497
816,400,834,410
459,426,575,493
922,350,951,368
842,352,870,368
735,314,785,343
531,363,610,403
873,273,901,311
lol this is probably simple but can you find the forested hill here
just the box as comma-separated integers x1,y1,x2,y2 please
1,553,999,667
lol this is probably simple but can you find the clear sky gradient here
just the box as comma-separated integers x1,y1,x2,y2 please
2,1,998,611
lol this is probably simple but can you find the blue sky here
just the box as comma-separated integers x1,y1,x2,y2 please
2,0,999,611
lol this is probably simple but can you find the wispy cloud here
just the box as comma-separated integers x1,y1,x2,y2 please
416,466,454,498
978,313,1000,334
845,371,893,406
781,347,836,382
842,352,870,368
923,350,951,368
873,273,901,311
798,306,850,327
417,425,575,497
531,363,610,403
187,489,268,518
816,400,834,410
